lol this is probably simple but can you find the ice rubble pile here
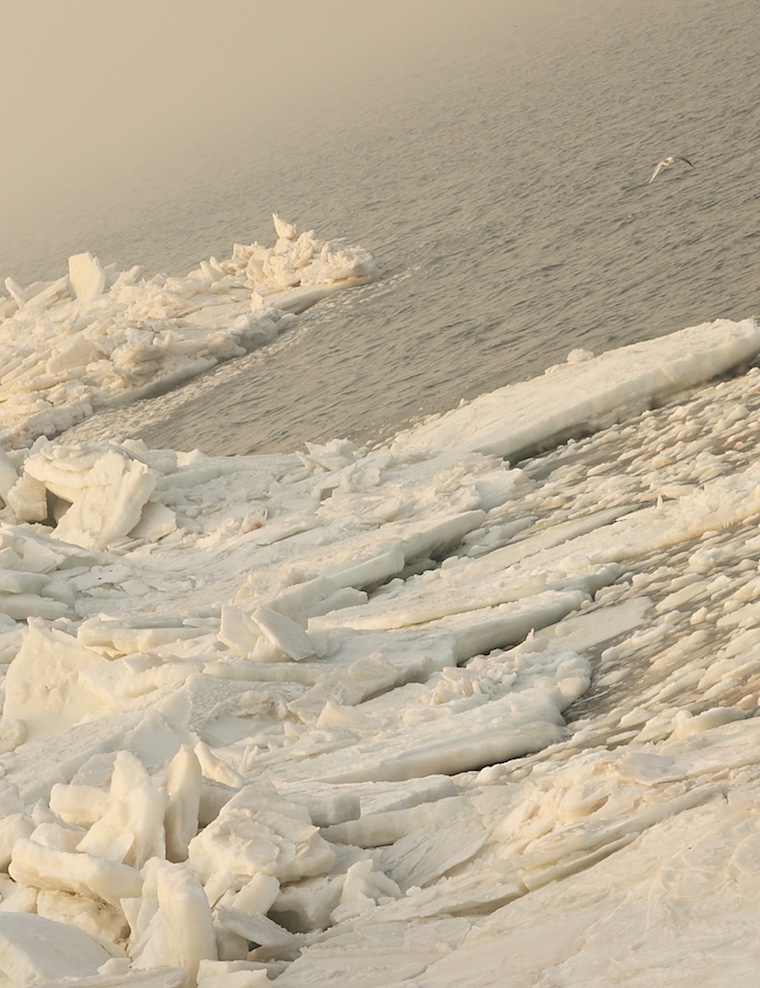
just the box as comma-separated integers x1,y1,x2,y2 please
0,318,759,984
0,441,597,983
0,215,379,449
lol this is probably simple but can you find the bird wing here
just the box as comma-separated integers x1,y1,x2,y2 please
648,160,665,183
675,156,694,168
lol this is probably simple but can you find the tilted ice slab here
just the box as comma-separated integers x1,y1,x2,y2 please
0,215,379,449
394,317,760,462
0,320,759,983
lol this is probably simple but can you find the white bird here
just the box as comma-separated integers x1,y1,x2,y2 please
648,155,695,183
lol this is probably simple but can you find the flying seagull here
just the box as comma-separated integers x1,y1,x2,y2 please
648,155,695,183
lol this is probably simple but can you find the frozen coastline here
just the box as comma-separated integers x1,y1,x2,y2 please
1,262,760,984
0,216,379,451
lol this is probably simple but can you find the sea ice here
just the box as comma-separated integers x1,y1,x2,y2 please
0,217,379,449
0,911,122,982
0,313,759,984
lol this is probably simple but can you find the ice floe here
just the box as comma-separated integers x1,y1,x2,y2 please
0,313,759,983
0,216,379,450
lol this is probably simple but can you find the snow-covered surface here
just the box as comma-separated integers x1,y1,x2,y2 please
1,267,760,985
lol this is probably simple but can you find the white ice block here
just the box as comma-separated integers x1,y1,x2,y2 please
0,446,18,501
49,782,110,828
2,621,106,742
9,838,142,907
68,251,107,301
52,450,158,550
78,750,166,868
251,605,316,662
131,859,217,980
164,745,202,863
188,785,335,886
0,912,122,982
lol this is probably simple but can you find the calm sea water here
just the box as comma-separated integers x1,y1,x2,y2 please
9,0,760,455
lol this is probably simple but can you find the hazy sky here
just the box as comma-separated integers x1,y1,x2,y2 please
0,2,498,229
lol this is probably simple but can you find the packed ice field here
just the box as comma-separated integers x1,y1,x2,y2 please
1,221,760,985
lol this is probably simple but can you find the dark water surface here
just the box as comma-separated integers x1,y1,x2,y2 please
14,0,760,455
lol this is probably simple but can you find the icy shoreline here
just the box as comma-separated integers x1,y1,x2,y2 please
0,215,379,450
0,318,759,983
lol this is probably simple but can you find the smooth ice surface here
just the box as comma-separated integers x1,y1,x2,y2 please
1,283,760,983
